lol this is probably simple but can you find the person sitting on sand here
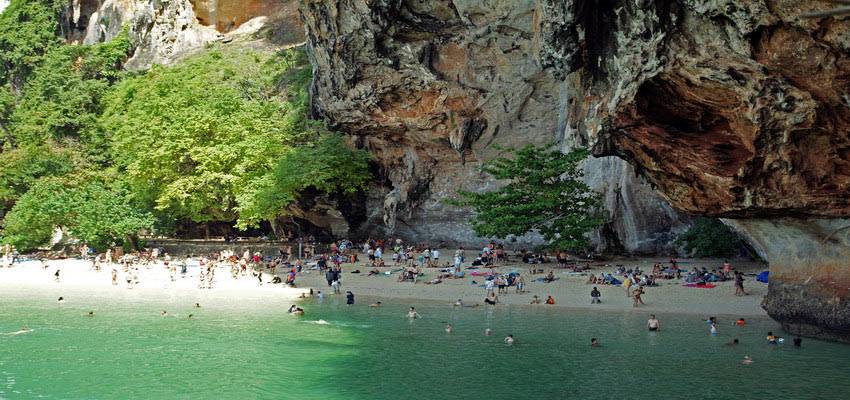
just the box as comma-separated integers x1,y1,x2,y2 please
544,270,556,283
370,301,382,308
545,296,555,305
504,334,514,345
586,273,597,284
407,307,420,319
530,295,541,304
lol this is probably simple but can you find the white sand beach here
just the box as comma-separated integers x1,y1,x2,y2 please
0,256,768,317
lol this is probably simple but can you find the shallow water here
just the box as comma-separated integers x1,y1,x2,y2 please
1,296,848,399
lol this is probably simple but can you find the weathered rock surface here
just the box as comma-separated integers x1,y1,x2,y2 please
300,0,689,253
534,0,850,340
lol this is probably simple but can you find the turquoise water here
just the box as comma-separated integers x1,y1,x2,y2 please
1,296,849,399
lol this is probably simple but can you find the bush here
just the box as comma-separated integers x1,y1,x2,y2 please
674,218,742,258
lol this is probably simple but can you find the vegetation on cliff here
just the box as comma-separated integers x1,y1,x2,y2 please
451,145,603,251
0,1,370,251
674,218,744,258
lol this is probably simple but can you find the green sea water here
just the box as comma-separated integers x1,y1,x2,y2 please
1,296,849,400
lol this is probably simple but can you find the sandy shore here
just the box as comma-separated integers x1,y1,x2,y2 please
0,259,310,310
0,256,768,317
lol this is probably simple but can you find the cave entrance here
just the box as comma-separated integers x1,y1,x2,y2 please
188,0,286,33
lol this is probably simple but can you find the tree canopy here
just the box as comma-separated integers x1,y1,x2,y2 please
0,7,371,251
451,144,603,251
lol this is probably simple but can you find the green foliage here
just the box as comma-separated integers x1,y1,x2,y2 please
236,133,372,228
0,144,80,207
674,217,742,258
2,174,155,251
450,144,603,251
102,47,316,224
0,0,63,87
10,28,131,150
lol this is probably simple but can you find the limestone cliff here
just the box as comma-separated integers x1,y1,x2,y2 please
535,0,850,341
300,0,690,253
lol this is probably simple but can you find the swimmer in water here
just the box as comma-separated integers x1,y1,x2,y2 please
725,339,739,346
407,307,420,319
57,297,65,303
188,314,194,319
591,338,600,347
741,356,753,365
445,324,453,333
160,310,168,317
7,326,30,335
86,311,94,317
454,299,463,307
194,303,201,308
504,334,514,345
369,301,382,308
484,328,492,336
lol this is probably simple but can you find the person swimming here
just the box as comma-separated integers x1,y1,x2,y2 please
504,334,514,345
591,338,600,347
160,310,168,317
454,299,463,307
741,356,753,365
484,328,492,336
369,301,383,307
194,303,201,308
86,311,94,317
407,307,420,319
445,324,453,333
7,326,31,335
736,318,746,327
766,331,779,344
188,314,194,319
57,297,65,304
725,339,739,346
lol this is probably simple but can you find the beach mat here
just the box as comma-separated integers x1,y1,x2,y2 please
683,283,716,288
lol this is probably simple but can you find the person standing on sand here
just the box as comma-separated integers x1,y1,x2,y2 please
647,315,661,331
111,269,118,285
623,275,631,297
734,272,747,296
591,287,601,304
632,286,645,307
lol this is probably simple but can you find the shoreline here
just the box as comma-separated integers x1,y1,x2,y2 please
0,256,768,318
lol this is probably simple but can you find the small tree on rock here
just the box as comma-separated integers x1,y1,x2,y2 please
450,144,603,251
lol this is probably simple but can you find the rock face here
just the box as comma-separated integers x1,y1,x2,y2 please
300,0,689,253
533,0,850,341
189,0,287,33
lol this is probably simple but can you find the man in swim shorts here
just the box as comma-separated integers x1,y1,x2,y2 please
647,315,661,331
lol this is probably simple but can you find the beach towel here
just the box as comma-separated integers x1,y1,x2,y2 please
684,283,716,288
533,277,560,283
756,271,769,283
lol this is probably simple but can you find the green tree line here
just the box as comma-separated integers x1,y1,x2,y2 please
0,0,370,251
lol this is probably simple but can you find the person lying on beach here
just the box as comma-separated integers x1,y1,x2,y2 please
368,267,381,276
407,307,420,319
530,295,541,304
424,277,443,285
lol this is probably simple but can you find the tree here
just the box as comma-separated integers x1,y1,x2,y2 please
1,174,154,251
674,217,742,258
451,144,603,251
236,133,372,229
